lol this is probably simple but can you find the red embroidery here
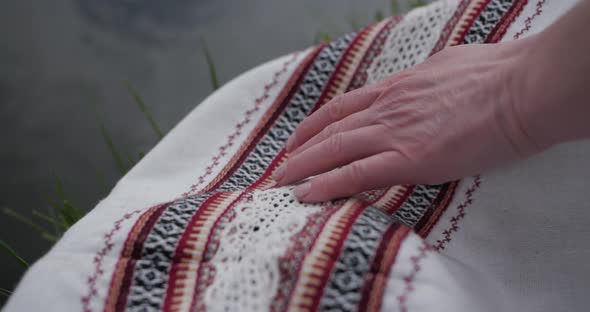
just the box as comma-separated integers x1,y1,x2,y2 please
182,53,300,197
433,175,482,251
397,178,482,310
397,240,433,312
450,0,493,45
430,0,472,53
415,181,459,238
486,0,529,43
81,209,143,312
513,0,546,39
273,205,343,312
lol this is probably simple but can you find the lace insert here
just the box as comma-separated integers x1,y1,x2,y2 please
366,0,458,84
203,187,325,311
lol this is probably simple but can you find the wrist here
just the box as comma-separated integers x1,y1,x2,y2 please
496,36,547,158
513,3,590,149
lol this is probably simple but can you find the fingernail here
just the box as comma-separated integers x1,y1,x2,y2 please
294,182,311,199
272,164,286,182
285,135,296,152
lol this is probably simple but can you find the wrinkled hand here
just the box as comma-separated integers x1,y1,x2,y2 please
273,39,539,202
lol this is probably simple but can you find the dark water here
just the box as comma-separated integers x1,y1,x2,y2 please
0,0,416,302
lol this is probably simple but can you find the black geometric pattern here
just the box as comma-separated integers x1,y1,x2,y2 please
318,207,394,312
393,184,444,226
464,0,514,44
124,34,355,311
127,193,209,311
217,34,355,192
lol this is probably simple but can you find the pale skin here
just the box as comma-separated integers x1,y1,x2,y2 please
273,0,590,202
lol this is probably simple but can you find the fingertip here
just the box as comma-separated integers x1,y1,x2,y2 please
294,179,339,203
285,134,296,152
272,164,286,185
294,181,311,200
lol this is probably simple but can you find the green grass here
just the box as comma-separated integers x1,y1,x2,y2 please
51,175,84,226
0,288,12,299
100,120,130,175
2,208,58,243
0,240,28,269
124,81,164,140
375,9,386,22
313,32,333,45
0,81,168,299
200,37,220,91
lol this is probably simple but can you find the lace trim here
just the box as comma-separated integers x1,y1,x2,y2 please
366,0,458,84
203,187,326,311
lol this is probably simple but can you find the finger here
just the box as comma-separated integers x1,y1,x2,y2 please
293,151,411,202
275,126,389,186
289,109,375,159
285,85,382,152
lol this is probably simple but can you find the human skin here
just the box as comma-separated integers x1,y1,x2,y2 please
272,0,590,202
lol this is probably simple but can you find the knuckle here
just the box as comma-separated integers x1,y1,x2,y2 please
327,95,344,120
327,132,344,154
396,88,412,100
344,162,365,192
356,86,377,99
320,123,337,139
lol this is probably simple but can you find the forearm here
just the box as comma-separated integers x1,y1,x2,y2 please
517,0,590,150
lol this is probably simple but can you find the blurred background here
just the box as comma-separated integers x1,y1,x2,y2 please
0,0,425,304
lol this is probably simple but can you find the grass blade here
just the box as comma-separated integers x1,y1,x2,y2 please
313,32,332,44
126,153,136,171
0,240,29,268
99,123,128,175
0,287,12,298
46,195,69,230
3,208,47,237
123,81,164,140
60,200,82,227
47,206,62,238
374,9,385,22
53,174,67,202
52,175,84,224
32,210,62,227
200,37,220,91
89,96,129,175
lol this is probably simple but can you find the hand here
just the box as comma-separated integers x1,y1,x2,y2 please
272,39,539,202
